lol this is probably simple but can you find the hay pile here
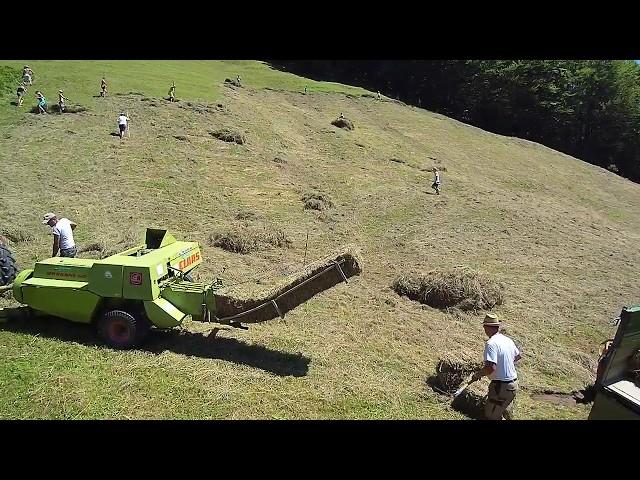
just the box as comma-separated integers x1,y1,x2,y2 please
209,128,245,145
433,354,483,393
302,192,334,211
78,242,106,258
209,226,291,254
214,245,362,323
331,117,354,130
0,228,34,243
224,78,242,87
392,267,505,311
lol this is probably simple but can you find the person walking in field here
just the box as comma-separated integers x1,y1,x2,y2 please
117,112,129,139
168,82,176,102
431,167,441,195
16,83,26,107
58,90,67,113
470,314,522,420
100,77,108,97
36,91,47,114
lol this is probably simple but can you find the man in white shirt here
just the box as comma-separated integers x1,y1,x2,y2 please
471,313,522,420
42,213,77,258
432,168,441,195
117,112,129,139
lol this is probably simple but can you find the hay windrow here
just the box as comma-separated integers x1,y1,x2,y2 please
213,245,362,323
0,228,34,243
392,267,505,311
209,226,292,254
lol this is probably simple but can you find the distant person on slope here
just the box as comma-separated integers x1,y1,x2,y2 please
23,65,33,85
36,91,47,114
470,314,522,420
42,213,77,258
100,77,108,97
16,83,26,107
58,90,66,113
431,167,441,195
117,112,129,139
168,83,176,102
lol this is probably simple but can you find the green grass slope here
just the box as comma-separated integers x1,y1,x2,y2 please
0,60,638,419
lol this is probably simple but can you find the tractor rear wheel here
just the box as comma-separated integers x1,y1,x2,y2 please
0,245,18,287
98,309,151,350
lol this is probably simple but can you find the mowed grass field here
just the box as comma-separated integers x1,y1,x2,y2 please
0,60,638,419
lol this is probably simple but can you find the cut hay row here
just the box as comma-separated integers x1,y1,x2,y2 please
392,267,505,311
213,245,362,324
209,226,291,254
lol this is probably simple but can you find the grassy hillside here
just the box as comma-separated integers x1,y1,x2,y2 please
0,60,638,419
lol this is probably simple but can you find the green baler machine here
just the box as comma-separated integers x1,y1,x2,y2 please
3,228,362,349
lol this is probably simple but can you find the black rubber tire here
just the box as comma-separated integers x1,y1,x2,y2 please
0,245,18,287
98,309,150,350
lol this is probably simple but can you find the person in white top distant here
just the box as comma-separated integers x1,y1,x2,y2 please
471,313,522,420
42,213,77,258
431,167,441,195
117,112,129,139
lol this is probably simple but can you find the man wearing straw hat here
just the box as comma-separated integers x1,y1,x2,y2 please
471,313,521,420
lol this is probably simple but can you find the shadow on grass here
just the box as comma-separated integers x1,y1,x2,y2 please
109,132,120,137
1,314,310,377
425,375,485,420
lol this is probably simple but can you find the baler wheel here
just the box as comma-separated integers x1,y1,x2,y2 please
0,245,18,287
98,309,150,349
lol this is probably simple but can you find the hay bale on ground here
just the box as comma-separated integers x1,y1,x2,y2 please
302,192,333,211
209,128,245,145
214,245,362,323
209,226,292,254
331,117,354,130
392,267,505,311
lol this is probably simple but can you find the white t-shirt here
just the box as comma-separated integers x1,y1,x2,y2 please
118,115,128,126
52,218,75,250
483,332,520,381
434,171,441,184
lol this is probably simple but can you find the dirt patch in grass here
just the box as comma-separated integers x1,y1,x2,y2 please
209,226,292,254
302,192,334,211
392,267,505,311
209,128,245,145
